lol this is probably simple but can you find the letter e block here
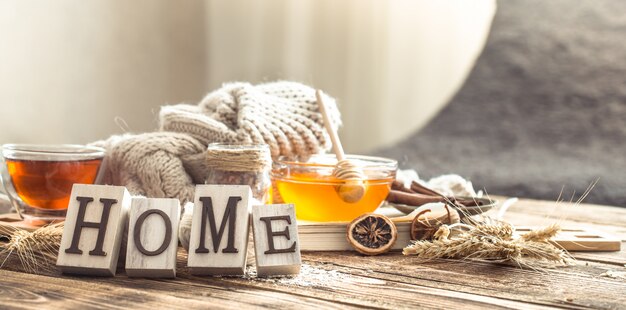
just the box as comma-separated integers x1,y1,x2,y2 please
56,184,131,276
126,198,180,278
251,204,301,277
187,185,252,275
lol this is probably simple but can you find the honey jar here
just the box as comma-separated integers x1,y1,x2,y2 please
271,154,397,222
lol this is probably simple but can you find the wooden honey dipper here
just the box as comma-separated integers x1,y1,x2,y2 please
316,90,366,203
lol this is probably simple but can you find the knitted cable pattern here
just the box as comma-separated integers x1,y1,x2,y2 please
93,81,341,202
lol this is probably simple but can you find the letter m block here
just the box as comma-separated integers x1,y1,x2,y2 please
187,185,252,276
56,184,131,276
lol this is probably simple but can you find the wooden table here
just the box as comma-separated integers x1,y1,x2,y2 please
1,198,625,309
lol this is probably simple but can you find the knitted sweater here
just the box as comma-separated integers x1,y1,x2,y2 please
93,81,341,202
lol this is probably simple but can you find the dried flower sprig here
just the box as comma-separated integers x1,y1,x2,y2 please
0,222,64,274
403,222,574,268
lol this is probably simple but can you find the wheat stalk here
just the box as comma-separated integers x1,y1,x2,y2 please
403,221,574,268
0,222,64,274
471,222,515,240
520,223,560,242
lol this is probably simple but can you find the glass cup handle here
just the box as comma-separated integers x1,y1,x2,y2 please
0,157,24,219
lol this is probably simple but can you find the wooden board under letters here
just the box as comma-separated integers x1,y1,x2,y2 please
187,185,252,275
251,204,301,276
56,184,131,276
126,198,180,278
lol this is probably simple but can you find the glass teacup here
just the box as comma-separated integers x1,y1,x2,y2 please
0,144,105,225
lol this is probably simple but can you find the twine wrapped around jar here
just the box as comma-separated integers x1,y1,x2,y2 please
205,144,271,172
205,143,272,203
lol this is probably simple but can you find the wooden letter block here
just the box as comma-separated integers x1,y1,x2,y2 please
126,198,180,278
187,185,252,275
56,184,131,276
251,204,301,277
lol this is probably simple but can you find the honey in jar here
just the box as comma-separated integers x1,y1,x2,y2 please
271,154,397,222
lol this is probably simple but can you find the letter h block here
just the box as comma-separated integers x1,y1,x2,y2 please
187,185,252,275
126,198,180,278
251,204,301,276
57,184,131,276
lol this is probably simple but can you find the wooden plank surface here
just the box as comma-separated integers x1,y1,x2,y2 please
1,198,626,309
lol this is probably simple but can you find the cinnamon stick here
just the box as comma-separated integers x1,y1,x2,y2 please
410,181,441,196
410,181,483,207
387,189,482,207
392,180,416,193
386,190,445,206
450,197,483,207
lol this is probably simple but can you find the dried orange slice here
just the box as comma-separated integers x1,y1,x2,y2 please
347,213,398,255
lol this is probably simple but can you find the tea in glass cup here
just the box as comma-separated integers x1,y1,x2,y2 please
0,144,105,225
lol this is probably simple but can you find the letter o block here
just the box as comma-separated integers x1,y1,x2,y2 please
126,198,180,278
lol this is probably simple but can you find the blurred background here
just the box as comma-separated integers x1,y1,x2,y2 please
0,0,495,152
2,0,626,206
